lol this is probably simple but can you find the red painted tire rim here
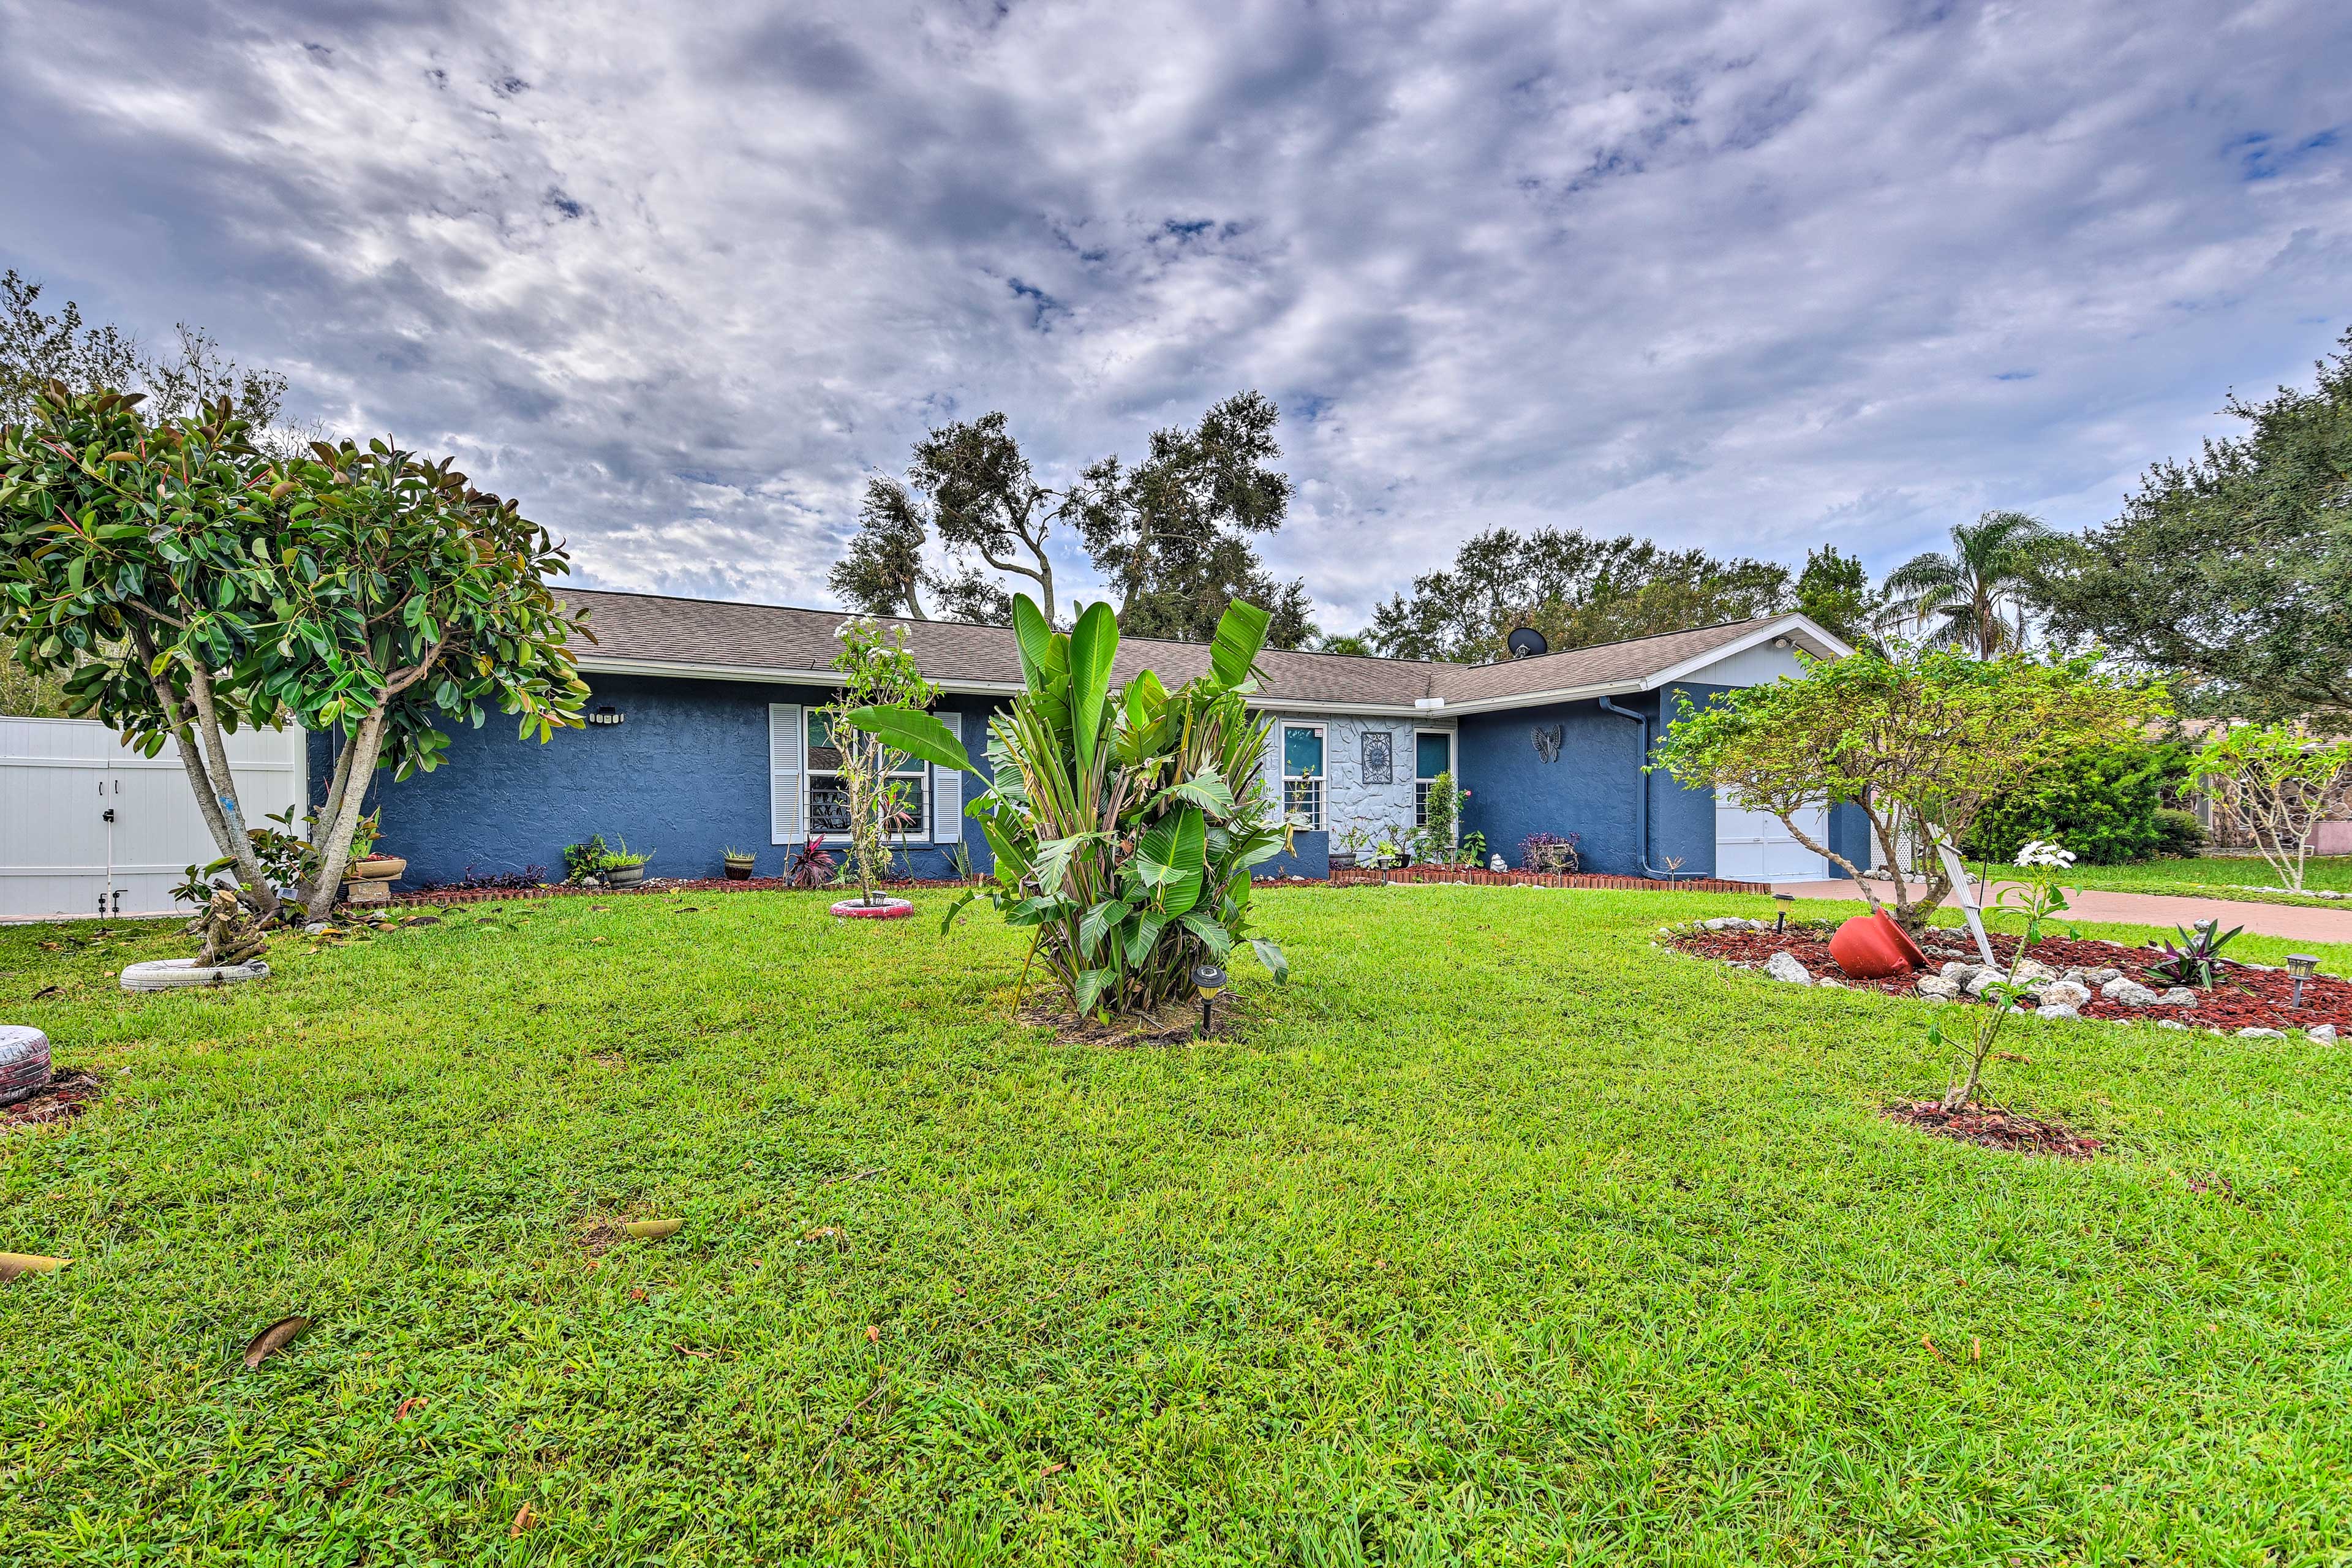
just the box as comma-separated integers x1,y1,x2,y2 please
831,898,914,920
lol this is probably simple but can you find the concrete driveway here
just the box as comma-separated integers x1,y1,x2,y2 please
1771,876,2352,945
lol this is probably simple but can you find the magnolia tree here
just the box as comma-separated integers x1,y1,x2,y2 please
845,595,1291,1020
820,618,941,907
1652,648,2166,933
2191,723,2352,892
0,383,589,922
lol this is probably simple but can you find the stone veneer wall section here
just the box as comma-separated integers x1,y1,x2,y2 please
1260,712,1455,850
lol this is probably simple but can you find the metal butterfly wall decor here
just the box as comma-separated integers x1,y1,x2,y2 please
1532,723,1566,764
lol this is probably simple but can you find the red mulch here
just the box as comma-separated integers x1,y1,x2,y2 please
1672,924,2352,1033
390,875,984,908
1332,866,1768,892
1883,1100,2104,1158
1,1071,104,1131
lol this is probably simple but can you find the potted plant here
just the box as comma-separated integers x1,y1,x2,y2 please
1330,824,1372,873
343,812,404,882
597,840,653,888
723,846,757,881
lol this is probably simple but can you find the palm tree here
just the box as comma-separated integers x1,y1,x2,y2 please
1878,510,2054,655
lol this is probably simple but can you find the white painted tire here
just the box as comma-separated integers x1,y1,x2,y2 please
119,958,271,993
0,1025,50,1106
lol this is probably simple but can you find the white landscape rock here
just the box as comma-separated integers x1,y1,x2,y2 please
1966,971,2006,998
1915,976,1963,1001
1940,960,1982,982
2037,1003,2082,1020
2156,1019,2190,1030
2011,959,2059,985
2308,1024,2340,1045
2236,1027,2288,1040
1765,951,1814,985
2154,988,2199,1007
2099,976,2162,1008
2036,980,2093,1008
2083,967,2124,986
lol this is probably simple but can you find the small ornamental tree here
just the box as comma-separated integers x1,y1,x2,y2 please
820,618,942,907
1652,648,2165,933
2190,724,2352,892
842,594,1291,1020
0,383,589,922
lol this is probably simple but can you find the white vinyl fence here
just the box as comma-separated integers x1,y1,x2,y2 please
0,717,306,919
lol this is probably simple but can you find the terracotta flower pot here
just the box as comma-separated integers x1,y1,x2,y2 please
347,856,405,881
1828,908,1928,979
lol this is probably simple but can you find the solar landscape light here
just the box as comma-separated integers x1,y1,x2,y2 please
2286,953,2319,1009
1773,892,1795,933
1192,963,1228,1037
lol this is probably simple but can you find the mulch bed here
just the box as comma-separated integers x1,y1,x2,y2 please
1883,1100,2104,1158
1672,924,2352,1033
1,1071,104,1131
390,875,985,908
1017,992,1250,1048
1332,866,1768,892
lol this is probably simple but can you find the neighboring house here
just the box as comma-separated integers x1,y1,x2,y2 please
328,590,1870,888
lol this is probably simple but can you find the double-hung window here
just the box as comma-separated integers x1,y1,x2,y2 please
806,710,926,840
1414,730,1454,828
1281,722,1325,829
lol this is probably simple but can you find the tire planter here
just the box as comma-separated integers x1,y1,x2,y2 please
603,865,647,888
1826,909,1928,979
347,856,406,881
831,897,914,920
0,1025,50,1107
119,957,271,992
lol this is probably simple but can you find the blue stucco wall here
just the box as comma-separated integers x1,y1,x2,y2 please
1828,801,1874,878
309,675,1001,887
1458,692,1717,878
1256,830,1329,881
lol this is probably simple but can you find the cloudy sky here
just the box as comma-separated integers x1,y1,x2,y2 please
3,0,2346,632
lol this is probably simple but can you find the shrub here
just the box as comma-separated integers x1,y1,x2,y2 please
845,595,1290,1019
2152,808,2207,858
1962,742,2188,865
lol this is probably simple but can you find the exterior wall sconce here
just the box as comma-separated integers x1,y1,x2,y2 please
588,706,624,726
2286,953,2318,1009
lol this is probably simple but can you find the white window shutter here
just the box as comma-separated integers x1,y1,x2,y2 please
932,712,963,843
769,702,802,845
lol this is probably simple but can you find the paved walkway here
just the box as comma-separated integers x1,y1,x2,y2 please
1770,876,2352,945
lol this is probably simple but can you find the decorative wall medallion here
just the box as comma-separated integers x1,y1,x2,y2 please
1532,723,1566,764
1360,730,1394,784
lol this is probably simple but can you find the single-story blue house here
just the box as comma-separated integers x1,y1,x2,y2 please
325,590,1872,888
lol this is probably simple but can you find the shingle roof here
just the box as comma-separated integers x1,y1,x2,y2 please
557,587,1836,712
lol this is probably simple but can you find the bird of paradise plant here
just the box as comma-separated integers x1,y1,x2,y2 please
841,594,1291,1019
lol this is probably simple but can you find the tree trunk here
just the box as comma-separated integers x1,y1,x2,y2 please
303,708,389,922
144,657,280,920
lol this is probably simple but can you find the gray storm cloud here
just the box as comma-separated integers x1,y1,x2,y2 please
2,0,2345,628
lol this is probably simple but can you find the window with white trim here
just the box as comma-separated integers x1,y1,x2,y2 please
806,710,926,841
1414,729,1453,828
1281,722,1325,829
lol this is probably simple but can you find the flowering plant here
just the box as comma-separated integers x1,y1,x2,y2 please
1928,836,2078,1111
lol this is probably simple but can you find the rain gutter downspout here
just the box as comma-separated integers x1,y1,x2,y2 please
1597,694,1693,880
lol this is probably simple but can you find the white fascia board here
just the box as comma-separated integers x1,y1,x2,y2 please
1240,697,1433,717
1640,614,1852,692
1438,679,1648,715
576,654,1022,696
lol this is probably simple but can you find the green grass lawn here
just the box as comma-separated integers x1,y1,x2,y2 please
5,886,2351,1564
2030,853,2352,907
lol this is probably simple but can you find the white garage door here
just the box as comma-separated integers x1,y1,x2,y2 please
1715,801,1830,882
0,717,306,919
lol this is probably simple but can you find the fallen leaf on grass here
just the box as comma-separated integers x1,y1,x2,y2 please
243,1315,310,1368
510,1502,537,1538
0,1252,72,1282
675,1344,719,1359
1996,1051,2034,1064
1920,1332,1944,1363
630,1286,648,1302
394,1396,428,1420
624,1218,682,1240
1040,1461,1066,1478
